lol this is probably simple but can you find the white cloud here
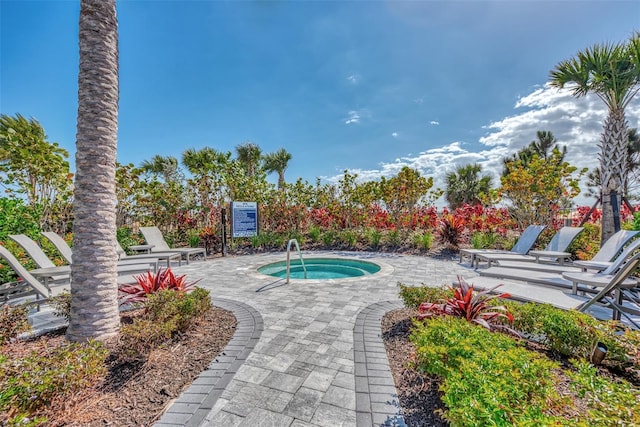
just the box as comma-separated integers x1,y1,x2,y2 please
345,110,361,125
346,74,360,84
327,83,640,207
429,120,440,125
391,132,398,138
414,97,424,105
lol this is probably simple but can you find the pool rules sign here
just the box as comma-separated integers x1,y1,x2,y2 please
230,201,258,238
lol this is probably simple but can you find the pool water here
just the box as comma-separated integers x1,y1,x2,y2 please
258,258,381,279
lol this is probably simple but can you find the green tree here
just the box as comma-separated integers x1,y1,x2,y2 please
235,141,262,177
140,154,180,183
263,148,292,190
502,131,565,177
550,32,640,242
380,167,434,228
500,150,585,229
0,114,73,229
68,0,120,342
445,163,492,209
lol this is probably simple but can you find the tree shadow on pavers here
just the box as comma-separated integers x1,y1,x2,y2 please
256,279,288,292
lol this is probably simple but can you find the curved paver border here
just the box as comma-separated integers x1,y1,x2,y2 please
354,300,406,427
155,298,263,427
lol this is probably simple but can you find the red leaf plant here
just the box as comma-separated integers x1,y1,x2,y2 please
418,276,514,331
118,268,199,305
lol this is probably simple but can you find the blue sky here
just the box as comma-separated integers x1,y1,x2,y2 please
1,1,640,206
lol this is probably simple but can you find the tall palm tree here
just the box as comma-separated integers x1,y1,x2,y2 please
235,141,262,177
67,0,120,342
550,32,640,242
445,163,492,210
263,148,292,190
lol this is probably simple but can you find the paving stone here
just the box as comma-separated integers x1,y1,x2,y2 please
283,387,324,422
261,371,305,393
310,403,357,427
239,407,294,427
302,370,336,392
322,385,356,410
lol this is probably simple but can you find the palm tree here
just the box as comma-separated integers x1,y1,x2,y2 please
550,32,640,242
67,0,120,342
140,154,180,183
263,148,292,190
445,163,492,210
502,130,565,176
235,141,262,177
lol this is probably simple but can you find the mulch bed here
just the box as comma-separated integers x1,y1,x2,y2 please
382,307,449,427
2,306,237,426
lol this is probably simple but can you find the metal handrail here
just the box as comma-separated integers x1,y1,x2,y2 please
286,239,307,283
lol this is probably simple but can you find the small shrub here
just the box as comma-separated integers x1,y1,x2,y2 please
0,340,107,421
0,304,31,345
119,268,198,305
417,277,514,331
510,302,633,364
308,226,321,242
568,360,640,426
412,231,433,250
470,231,499,249
365,228,382,249
568,222,600,260
339,230,357,247
50,291,71,320
384,229,402,247
398,284,453,309
438,214,466,248
321,230,336,246
119,288,211,359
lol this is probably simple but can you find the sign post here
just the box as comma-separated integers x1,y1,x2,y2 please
230,201,258,238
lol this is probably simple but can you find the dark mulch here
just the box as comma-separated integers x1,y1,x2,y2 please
382,307,449,427
2,306,237,427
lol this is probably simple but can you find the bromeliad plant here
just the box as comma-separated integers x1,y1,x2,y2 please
119,267,198,305
418,276,514,331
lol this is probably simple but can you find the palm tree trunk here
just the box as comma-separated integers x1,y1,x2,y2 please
67,0,120,342
600,109,628,243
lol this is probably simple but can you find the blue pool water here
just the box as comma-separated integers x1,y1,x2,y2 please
258,258,381,279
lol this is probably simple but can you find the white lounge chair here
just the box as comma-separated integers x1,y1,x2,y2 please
9,234,156,286
462,251,640,328
0,245,65,298
139,226,206,264
491,229,640,274
41,231,182,269
474,226,584,267
478,237,640,294
459,224,547,268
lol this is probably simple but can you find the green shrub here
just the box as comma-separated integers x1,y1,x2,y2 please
365,228,382,249
412,231,433,250
308,226,321,242
410,316,564,426
50,291,71,320
569,360,640,426
398,284,453,309
470,231,499,249
0,340,107,422
384,229,402,247
510,303,631,362
116,227,143,253
339,230,357,247
321,230,336,246
120,288,211,359
568,222,600,260
0,304,31,345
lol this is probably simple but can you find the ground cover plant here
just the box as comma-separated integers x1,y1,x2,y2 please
388,283,640,426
